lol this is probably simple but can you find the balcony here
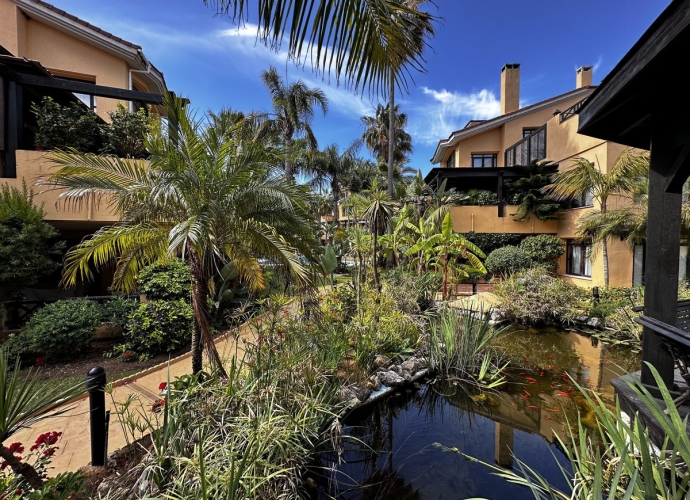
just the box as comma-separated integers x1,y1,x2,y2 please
505,125,546,167
449,205,559,234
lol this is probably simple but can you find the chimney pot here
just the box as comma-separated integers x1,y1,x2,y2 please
501,63,520,114
576,66,593,88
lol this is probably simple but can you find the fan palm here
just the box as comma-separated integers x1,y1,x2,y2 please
260,66,329,181
361,103,413,171
43,99,317,376
544,148,648,287
309,141,361,223
204,0,434,96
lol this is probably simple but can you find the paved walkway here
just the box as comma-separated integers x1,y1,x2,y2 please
5,327,252,476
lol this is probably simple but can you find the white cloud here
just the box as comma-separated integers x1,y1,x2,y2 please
408,87,500,145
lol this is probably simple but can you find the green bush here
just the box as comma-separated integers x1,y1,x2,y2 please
100,104,150,158
101,296,139,329
519,234,565,272
22,299,101,360
30,96,101,152
459,190,499,206
485,246,532,277
0,183,64,301
138,259,191,301
495,267,587,325
462,232,522,256
123,299,193,359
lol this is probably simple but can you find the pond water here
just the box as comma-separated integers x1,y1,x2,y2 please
309,328,640,500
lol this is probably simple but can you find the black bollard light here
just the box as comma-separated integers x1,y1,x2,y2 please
86,366,107,467
592,286,600,305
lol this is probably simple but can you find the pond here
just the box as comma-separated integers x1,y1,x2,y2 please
309,328,640,499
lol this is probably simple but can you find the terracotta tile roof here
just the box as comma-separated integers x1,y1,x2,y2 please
24,0,142,50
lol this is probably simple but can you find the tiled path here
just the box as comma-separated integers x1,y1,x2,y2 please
5,327,252,476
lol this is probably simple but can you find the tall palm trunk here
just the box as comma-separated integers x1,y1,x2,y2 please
191,319,202,374
372,219,381,291
285,135,294,181
601,199,609,287
332,180,340,223
189,251,227,377
387,69,395,200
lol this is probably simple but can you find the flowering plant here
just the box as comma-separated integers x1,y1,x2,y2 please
0,431,63,494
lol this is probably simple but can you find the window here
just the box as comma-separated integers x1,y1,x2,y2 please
566,240,592,277
471,154,497,168
523,128,537,138
446,152,455,168
572,188,594,208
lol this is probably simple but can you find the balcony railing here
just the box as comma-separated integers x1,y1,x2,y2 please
559,97,588,123
505,125,546,167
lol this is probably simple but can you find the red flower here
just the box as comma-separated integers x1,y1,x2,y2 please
124,351,131,358
151,398,166,413
158,382,167,391
0,461,9,470
43,448,56,458
7,442,24,454
31,431,62,450
35,357,44,365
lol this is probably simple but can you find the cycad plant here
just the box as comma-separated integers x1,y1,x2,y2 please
43,98,317,376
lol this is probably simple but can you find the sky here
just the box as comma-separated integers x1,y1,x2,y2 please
51,0,671,176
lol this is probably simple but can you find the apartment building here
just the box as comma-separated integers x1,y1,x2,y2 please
426,64,648,288
0,0,172,297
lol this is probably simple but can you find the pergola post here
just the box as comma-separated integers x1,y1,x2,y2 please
641,123,684,388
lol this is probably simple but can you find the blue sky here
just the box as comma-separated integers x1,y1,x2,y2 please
54,0,670,175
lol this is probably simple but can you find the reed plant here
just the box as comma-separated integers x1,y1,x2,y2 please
428,307,507,388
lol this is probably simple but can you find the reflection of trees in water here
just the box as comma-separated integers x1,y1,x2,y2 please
313,387,430,499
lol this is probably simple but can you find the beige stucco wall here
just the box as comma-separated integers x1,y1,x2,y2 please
450,205,559,234
0,0,132,121
1,150,119,224
441,92,595,169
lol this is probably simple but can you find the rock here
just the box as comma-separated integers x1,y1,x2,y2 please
365,374,382,391
373,355,392,369
378,370,405,387
390,365,403,375
338,386,359,403
350,385,372,402
401,357,426,374
587,317,602,328
575,315,589,323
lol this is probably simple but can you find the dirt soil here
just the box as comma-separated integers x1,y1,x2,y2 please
22,340,190,381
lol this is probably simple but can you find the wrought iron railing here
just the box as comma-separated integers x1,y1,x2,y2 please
504,124,546,167
559,97,588,123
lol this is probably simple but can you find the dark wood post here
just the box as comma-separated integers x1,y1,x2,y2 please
497,170,505,218
5,80,22,178
641,124,685,388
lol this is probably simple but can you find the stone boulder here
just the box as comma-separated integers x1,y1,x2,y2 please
378,370,405,387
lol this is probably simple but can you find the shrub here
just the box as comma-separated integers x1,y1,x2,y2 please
519,234,565,272
123,299,193,359
381,269,442,311
22,299,101,360
30,96,101,152
0,183,64,302
101,296,139,329
100,104,151,158
138,259,191,301
495,267,587,325
459,190,499,206
485,246,532,277
462,232,522,256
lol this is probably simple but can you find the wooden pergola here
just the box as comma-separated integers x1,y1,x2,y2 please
578,0,690,389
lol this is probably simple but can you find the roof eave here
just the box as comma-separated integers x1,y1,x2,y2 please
430,87,596,164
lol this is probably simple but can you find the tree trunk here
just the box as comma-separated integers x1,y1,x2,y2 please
189,252,227,378
372,220,381,291
191,318,202,375
285,136,294,181
333,184,340,224
0,446,44,490
387,68,395,200
601,200,609,287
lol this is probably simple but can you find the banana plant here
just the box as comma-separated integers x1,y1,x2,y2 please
405,215,437,275
319,244,338,285
379,204,413,267
407,213,485,300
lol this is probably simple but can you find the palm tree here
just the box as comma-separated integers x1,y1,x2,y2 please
360,188,395,290
361,103,413,178
44,99,317,376
204,1,434,95
309,141,361,222
545,149,649,287
260,66,328,181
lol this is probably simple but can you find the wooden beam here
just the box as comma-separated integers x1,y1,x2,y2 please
641,121,683,388
4,80,22,178
12,74,164,104
663,141,690,194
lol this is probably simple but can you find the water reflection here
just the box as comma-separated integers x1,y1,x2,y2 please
311,330,639,499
